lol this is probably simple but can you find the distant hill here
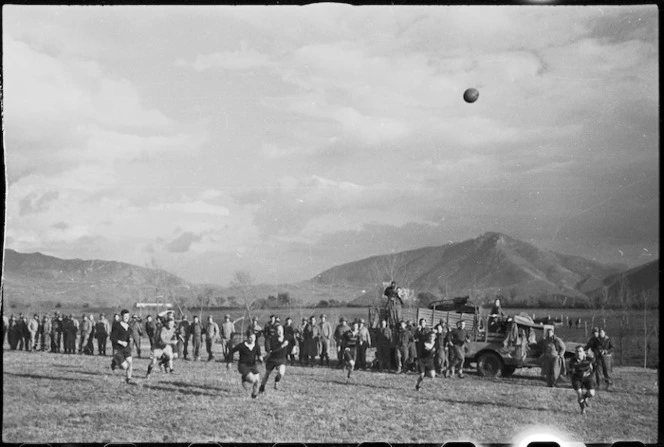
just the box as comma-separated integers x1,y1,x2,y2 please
585,259,659,307
3,232,648,310
314,232,626,307
2,249,195,308
1,249,366,309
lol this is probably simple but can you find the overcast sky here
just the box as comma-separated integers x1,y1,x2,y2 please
3,5,659,286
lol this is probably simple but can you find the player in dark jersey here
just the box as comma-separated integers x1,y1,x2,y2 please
341,321,360,383
416,331,437,391
568,345,596,414
259,325,290,394
109,309,134,384
228,332,263,398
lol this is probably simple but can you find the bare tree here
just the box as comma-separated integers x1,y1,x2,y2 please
615,274,631,366
230,270,257,335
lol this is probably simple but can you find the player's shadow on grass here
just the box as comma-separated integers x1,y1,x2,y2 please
435,397,552,413
169,380,229,392
65,369,108,377
143,383,231,396
4,371,91,383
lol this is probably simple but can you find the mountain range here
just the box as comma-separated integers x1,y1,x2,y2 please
2,232,656,309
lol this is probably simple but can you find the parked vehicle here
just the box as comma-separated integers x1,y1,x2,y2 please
371,296,584,377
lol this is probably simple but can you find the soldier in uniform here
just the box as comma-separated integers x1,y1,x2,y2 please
357,319,372,371
177,315,191,360
189,315,203,361
296,318,307,365
394,320,412,374
539,327,566,387
79,314,92,354
334,317,351,368
144,315,157,352
263,315,278,353
585,328,614,390
375,319,393,372
434,324,448,375
319,314,333,367
220,314,235,363
51,312,63,353
95,314,110,356
129,315,144,358
302,315,320,367
40,315,52,352
28,314,41,352
204,315,220,362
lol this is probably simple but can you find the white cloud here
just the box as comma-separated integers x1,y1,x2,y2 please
150,200,230,216
187,48,273,72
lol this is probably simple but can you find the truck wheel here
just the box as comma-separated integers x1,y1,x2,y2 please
477,352,503,377
502,365,517,377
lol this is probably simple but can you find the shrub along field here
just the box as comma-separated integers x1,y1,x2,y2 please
2,345,658,443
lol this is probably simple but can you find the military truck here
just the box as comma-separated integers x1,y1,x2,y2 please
372,296,583,377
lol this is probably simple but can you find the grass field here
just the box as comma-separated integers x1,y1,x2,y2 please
2,346,658,444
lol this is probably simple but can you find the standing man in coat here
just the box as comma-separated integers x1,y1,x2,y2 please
394,320,412,374
220,314,235,363
334,317,351,368
302,315,320,367
177,315,191,360
95,314,110,356
28,314,41,352
318,314,333,367
357,319,372,371
79,314,92,354
539,327,566,387
204,315,220,362
144,315,157,352
585,327,614,390
375,319,393,372
51,312,63,353
190,315,203,361
128,315,144,358
40,315,52,352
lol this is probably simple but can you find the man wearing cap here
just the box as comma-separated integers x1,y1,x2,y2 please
539,327,566,387
27,314,40,352
585,328,614,390
87,314,97,354
357,319,372,370
189,315,203,361
40,315,52,352
220,314,235,363
129,315,144,358
95,314,110,356
318,314,333,367
204,315,220,362
177,315,191,360
446,320,470,378
296,318,307,365
334,317,351,368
